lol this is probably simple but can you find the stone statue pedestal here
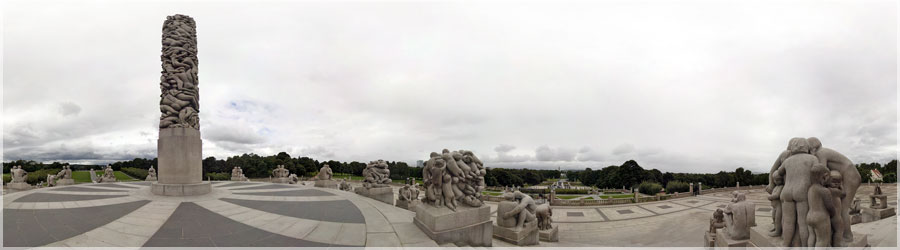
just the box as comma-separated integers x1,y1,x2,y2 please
151,128,211,196
704,231,717,248
396,199,421,211
539,225,559,242
493,220,539,246
56,179,75,186
851,213,862,224
861,206,895,223
493,200,539,245
354,186,394,205
146,176,157,181
231,177,247,181
750,222,868,247
272,177,291,184
100,177,117,183
7,182,32,191
714,229,749,247
414,204,492,246
314,179,338,189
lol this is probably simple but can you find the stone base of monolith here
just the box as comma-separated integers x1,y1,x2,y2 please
355,186,394,205
396,199,421,211
151,182,212,196
152,127,210,196
861,207,895,222
539,226,559,242
314,179,338,189
7,182,32,191
56,179,75,186
749,223,868,248
414,204,492,246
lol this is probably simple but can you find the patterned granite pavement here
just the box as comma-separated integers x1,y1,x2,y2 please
2,181,438,247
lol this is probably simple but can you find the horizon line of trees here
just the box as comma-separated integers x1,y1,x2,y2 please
4,154,896,188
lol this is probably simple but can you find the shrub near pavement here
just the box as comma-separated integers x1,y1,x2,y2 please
638,181,663,195
25,168,61,185
206,172,230,181
666,181,690,194
121,167,149,180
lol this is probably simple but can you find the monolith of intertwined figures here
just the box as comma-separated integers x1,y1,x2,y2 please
151,14,211,196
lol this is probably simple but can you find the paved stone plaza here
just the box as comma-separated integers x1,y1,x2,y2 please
3,181,895,247
3,181,440,247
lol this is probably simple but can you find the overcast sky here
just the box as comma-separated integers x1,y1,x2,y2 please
3,0,897,174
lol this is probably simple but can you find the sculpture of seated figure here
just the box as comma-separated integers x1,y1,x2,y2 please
723,192,755,240
147,166,157,181
11,165,28,183
399,184,414,201
287,174,298,184
849,198,862,214
709,209,726,234
47,174,57,186
339,178,352,191
316,164,333,180
870,185,887,209
502,191,537,230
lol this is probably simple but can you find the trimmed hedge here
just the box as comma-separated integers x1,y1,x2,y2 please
3,174,11,184
206,172,231,181
121,167,149,180
24,168,61,185
666,181,690,194
638,181,662,195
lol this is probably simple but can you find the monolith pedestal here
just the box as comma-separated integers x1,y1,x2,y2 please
151,128,211,196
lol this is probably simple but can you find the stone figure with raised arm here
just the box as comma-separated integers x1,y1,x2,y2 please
776,138,817,247
808,137,860,242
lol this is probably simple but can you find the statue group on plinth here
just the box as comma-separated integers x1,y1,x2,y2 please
339,178,352,191
99,165,117,183
396,183,421,210
354,160,394,204
271,165,294,184
48,165,75,187
231,166,248,181
860,183,895,222
715,137,868,248
414,149,492,247
314,164,338,189
146,166,157,181
495,191,540,245
7,165,31,190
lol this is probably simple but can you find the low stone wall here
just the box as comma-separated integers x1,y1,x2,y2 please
697,185,763,195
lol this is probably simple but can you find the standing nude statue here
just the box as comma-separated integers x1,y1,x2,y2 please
828,170,846,247
775,138,817,247
768,170,785,237
808,137,860,242
806,164,835,248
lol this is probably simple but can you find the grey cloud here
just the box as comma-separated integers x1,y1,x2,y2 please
534,145,577,162
612,144,636,155
57,102,82,116
494,144,516,153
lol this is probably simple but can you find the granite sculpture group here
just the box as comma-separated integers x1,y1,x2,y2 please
396,183,421,210
8,165,31,190
146,166,158,181
708,137,870,248
231,167,248,181
414,149,493,246
99,165,117,183
47,166,74,187
354,160,394,204
314,164,338,188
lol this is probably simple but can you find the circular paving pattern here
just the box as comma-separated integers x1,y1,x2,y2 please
3,181,439,247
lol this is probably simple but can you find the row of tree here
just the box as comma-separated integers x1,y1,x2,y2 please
4,155,896,188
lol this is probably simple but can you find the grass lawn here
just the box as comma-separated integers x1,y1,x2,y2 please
332,173,365,181
70,171,137,183
556,195,582,200
482,191,503,196
584,196,594,200
599,194,634,199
